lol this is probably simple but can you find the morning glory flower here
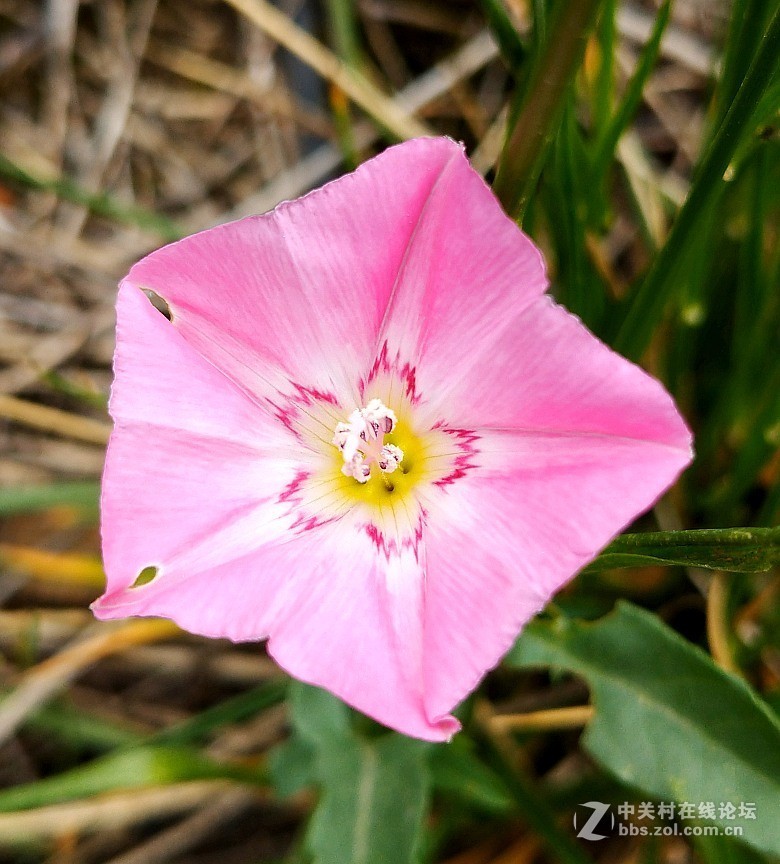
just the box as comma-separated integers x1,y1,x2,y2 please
92,137,692,741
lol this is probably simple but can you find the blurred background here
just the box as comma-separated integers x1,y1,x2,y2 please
0,1,778,863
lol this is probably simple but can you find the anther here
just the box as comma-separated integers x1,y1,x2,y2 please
332,399,404,484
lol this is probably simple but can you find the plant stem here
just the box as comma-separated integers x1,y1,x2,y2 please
493,0,603,221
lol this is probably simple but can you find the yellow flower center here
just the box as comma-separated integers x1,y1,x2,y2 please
302,394,458,537
333,411,428,506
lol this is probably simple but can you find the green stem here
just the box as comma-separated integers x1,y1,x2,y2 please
614,5,780,360
0,154,184,242
584,526,780,574
480,737,592,864
325,0,363,168
492,0,603,221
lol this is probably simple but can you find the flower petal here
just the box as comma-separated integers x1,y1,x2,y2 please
423,294,694,447
96,282,309,603
96,514,458,742
268,523,458,741
420,427,691,720
416,298,692,719
370,141,548,402
123,138,468,409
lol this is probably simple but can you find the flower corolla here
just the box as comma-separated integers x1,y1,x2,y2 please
93,138,692,740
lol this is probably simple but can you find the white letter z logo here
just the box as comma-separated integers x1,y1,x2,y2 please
575,801,612,840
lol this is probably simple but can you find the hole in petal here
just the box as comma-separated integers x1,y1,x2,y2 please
131,566,159,588
142,289,173,321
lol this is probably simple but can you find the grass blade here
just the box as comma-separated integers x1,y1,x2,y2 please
592,0,673,178
614,6,780,360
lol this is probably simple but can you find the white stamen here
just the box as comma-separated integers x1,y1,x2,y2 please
332,399,404,483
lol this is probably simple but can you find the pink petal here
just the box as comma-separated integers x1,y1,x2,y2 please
422,294,693,447
268,524,458,741
95,282,307,602
123,138,469,408
98,284,455,738
421,427,691,720
413,296,692,719
96,514,458,742
370,140,548,401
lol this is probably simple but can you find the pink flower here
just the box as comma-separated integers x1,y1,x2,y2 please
92,137,692,741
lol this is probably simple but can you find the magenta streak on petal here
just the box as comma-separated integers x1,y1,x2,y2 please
290,512,332,534
267,381,340,441
276,469,339,534
430,427,481,487
268,397,310,443
289,382,341,407
364,516,425,562
277,469,312,504
361,341,420,403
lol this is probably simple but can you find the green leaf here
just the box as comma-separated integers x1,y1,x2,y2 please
309,735,429,864
21,699,142,753
153,678,287,746
289,680,351,746
325,0,362,69
478,0,528,74
583,527,780,574
428,736,513,814
546,96,607,327
592,0,617,133
6,682,287,813
506,602,780,856
20,679,286,759
493,0,604,220
289,684,430,864
269,735,316,799
713,0,775,126
693,831,770,864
